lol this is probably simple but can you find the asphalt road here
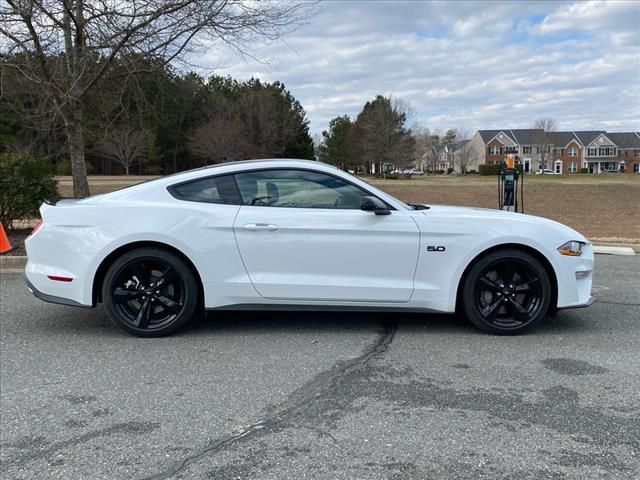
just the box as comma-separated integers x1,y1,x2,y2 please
1,255,639,480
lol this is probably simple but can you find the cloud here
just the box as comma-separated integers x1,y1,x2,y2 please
194,0,640,136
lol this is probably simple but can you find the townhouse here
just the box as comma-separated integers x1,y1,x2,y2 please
465,129,640,174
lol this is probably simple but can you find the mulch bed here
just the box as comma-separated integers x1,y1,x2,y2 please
3,229,30,256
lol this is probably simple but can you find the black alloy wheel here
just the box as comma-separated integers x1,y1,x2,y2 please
102,247,199,337
461,249,551,334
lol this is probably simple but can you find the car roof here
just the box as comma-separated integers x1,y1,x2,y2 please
91,158,411,210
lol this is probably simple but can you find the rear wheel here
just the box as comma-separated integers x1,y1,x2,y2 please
461,249,551,335
102,247,199,337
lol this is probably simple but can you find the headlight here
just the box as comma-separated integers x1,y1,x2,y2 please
558,241,586,257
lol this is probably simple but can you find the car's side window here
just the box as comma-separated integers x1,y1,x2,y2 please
168,175,241,205
234,169,370,209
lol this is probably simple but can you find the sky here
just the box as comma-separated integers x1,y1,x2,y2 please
197,0,640,137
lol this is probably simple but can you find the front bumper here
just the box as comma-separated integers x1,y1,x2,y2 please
554,243,595,310
557,295,595,311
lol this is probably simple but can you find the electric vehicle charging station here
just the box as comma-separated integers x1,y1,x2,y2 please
498,154,524,213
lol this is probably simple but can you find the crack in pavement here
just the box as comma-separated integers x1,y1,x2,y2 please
142,321,398,480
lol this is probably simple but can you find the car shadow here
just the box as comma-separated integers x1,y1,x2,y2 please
33,300,593,338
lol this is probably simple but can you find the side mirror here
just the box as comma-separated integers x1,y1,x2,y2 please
361,196,391,215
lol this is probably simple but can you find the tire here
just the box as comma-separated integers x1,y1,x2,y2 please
102,247,200,337
460,249,551,335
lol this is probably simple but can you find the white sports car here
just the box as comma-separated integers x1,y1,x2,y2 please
25,159,594,337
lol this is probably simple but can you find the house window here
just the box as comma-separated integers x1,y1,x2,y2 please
588,147,597,156
522,146,531,154
635,149,640,157
490,146,501,155
601,162,615,172
533,146,539,154
569,147,577,157
619,161,625,172
598,147,615,156
634,163,640,173
568,162,577,173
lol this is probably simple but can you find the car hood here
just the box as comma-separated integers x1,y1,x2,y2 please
416,205,588,243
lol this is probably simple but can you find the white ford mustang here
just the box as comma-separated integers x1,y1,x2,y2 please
25,159,594,337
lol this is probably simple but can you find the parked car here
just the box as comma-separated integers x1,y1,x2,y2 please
534,169,558,175
409,169,424,176
25,159,593,337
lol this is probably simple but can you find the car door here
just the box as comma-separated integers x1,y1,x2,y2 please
232,169,420,303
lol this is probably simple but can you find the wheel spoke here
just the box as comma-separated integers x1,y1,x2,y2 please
134,297,152,328
154,267,176,288
515,278,539,293
155,295,181,314
113,287,143,304
478,276,500,291
481,298,503,321
506,297,530,322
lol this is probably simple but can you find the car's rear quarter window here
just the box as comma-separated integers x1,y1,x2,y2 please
168,175,241,204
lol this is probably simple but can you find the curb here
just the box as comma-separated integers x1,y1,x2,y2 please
0,255,27,272
1,242,637,274
592,245,636,256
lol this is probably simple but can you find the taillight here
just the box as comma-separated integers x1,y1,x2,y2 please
31,220,44,235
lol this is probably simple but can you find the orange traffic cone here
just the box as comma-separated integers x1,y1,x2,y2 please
0,223,13,255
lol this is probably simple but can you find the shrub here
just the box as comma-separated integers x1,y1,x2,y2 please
145,164,164,175
55,158,94,175
580,168,589,174
479,163,524,175
55,159,72,175
447,167,454,175
479,164,503,176
0,152,57,228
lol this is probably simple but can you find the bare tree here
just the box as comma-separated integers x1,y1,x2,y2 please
454,141,475,174
100,126,151,175
413,128,441,174
0,1,317,197
188,115,253,164
237,87,300,157
451,128,474,174
532,118,557,170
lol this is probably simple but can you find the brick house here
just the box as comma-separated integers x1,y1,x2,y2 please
465,129,640,174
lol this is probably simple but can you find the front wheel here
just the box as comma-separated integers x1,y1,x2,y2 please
460,249,552,335
102,247,199,337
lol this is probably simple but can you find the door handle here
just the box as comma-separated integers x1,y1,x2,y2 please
243,223,279,232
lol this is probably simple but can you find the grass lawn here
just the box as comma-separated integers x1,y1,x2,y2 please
53,173,640,243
